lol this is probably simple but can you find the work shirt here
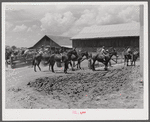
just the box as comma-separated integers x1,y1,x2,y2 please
101,48,107,55
127,48,132,54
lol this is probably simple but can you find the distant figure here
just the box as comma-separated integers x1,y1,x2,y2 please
59,47,63,54
126,47,132,54
126,47,133,60
55,49,59,54
38,45,44,54
101,46,107,61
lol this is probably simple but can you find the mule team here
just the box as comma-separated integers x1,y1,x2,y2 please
5,45,139,73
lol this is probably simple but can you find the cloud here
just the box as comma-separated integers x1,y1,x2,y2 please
27,25,41,33
5,22,13,31
61,26,82,37
55,5,68,10
40,11,76,35
118,6,139,23
32,25,38,29
6,9,34,23
5,5,140,47
96,5,139,25
74,9,97,27
61,5,139,37
27,27,32,32
13,24,27,32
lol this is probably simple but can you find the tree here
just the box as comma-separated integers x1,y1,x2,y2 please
5,45,10,49
11,46,17,50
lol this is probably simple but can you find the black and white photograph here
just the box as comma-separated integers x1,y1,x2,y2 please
2,2,148,120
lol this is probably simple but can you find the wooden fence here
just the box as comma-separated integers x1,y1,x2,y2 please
9,55,33,69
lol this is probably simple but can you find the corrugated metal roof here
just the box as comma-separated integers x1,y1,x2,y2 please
46,35,72,46
71,22,140,40
61,45,72,48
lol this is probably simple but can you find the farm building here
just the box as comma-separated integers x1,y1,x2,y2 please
71,22,140,52
28,35,72,52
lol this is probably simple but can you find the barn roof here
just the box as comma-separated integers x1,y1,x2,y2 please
46,35,72,46
71,22,140,40
61,45,72,48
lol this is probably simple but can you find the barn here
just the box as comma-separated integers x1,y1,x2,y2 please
28,35,72,52
71,22,140,52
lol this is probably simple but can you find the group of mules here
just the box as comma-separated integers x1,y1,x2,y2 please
5,47,139,73
32,48,87,73
31,47,139,74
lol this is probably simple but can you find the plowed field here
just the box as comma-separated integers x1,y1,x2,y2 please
5,61,143,109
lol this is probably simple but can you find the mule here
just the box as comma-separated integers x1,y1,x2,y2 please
91,48,118,71
69,51,89,70
48,48,78,73
32,50,51,72
124,51,139,66
124,50,133,66
23,49,37,63
131,51,139,66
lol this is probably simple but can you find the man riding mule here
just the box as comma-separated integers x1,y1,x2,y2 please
126,47,133,58
124,47,133,66
91,47,118,71
69,50,89,70
38,45,45,54
101,46,107,61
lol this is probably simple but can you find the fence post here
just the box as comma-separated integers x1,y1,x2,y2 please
10,56,13,69
121,52,123,63
88,59,91,69
73,61,75,67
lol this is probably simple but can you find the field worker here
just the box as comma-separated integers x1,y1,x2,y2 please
127,47,133,60
101,46,107,61
39,45,44,54
59,47,63,54
127,47,132,54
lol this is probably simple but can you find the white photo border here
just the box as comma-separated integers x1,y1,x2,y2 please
2,2,149,120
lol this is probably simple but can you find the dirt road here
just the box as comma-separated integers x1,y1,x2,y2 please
5,60,143,109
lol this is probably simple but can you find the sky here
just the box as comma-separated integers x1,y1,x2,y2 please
4,3,140,47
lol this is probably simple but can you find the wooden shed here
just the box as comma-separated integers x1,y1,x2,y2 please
28,35,72,52
71,22,140,52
